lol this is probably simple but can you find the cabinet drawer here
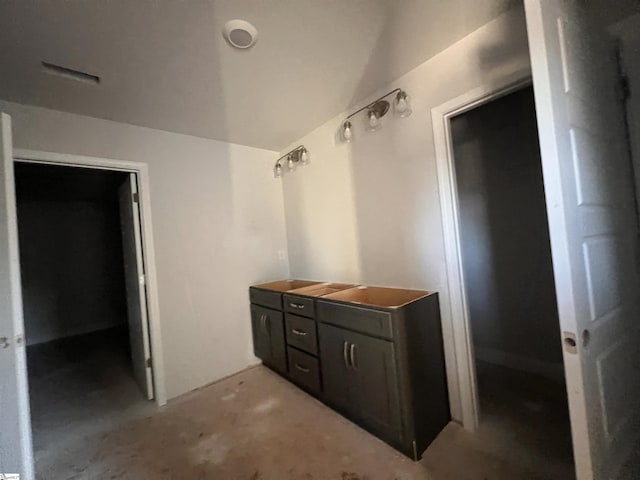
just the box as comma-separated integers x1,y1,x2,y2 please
249,287,282,310
285,313,318,355
317,301,393,340
287,347,321,394
283,294,315,318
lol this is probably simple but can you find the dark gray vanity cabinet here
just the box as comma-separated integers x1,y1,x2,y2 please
249,282,449,461
316,292,449,460
250,303,287,374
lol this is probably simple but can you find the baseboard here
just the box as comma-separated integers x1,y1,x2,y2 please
26,321,127,346
474,346,565,382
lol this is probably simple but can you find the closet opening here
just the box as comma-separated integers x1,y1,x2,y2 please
450,85,575,478
14,162,154,476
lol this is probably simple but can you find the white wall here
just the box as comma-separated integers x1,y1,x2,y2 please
18,199,127,346
279,6,531,421
0,100,289,400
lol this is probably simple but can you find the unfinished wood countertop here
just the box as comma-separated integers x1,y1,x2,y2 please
251,280,432,308
252,279,322,292
320,285,431,308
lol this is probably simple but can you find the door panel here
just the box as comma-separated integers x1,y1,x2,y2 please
318,323,354,413
0,112,34,479
525,1,640,478
118,173,153,399
349,331,402,439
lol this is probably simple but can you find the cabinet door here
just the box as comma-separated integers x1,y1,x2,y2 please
250,304,286,373
349,332,402,439
251,304,271,360
266,307,287,373
318,323,354,412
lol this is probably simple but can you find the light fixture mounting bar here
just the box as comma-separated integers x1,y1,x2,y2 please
275,145,306,167
41,61,101,85
345,87,402,121
273,145,309,178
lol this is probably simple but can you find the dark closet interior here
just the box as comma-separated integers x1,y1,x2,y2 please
14,163,146,473
451,86,575,479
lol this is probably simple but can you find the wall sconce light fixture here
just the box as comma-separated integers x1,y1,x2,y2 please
341,88,411,141
342,120,353,142
274,145,310,178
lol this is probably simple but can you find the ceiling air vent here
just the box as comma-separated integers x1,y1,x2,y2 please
222,20,258,49
41,61,100,85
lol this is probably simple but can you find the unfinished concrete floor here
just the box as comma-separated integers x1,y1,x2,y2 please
478,362,575,476
28,332,576,480
27,327,154,478
429,361,575,480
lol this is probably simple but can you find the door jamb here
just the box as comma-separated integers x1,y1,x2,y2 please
13,148,167,407
431,69,532,431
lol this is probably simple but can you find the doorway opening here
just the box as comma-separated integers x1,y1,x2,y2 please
449,86,575,478
14,162,155,476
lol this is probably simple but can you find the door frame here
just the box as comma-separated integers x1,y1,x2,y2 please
13,148,167,406
431,68,533,431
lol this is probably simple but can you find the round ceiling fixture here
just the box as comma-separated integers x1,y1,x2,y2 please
223,19,258,49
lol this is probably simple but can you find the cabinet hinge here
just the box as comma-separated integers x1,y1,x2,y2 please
133,192,139,203
146,357,152,369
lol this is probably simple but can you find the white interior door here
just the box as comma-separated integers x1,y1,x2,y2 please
0,113,34,479
118,173,153,399
525,1,640,478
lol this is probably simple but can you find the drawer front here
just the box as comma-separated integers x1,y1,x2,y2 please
249,287,282,310
283,294,315,318
287,347,321,394
317,301,393,340
285,313,318,355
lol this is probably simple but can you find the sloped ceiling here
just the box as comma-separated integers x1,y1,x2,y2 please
0,0,525,150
